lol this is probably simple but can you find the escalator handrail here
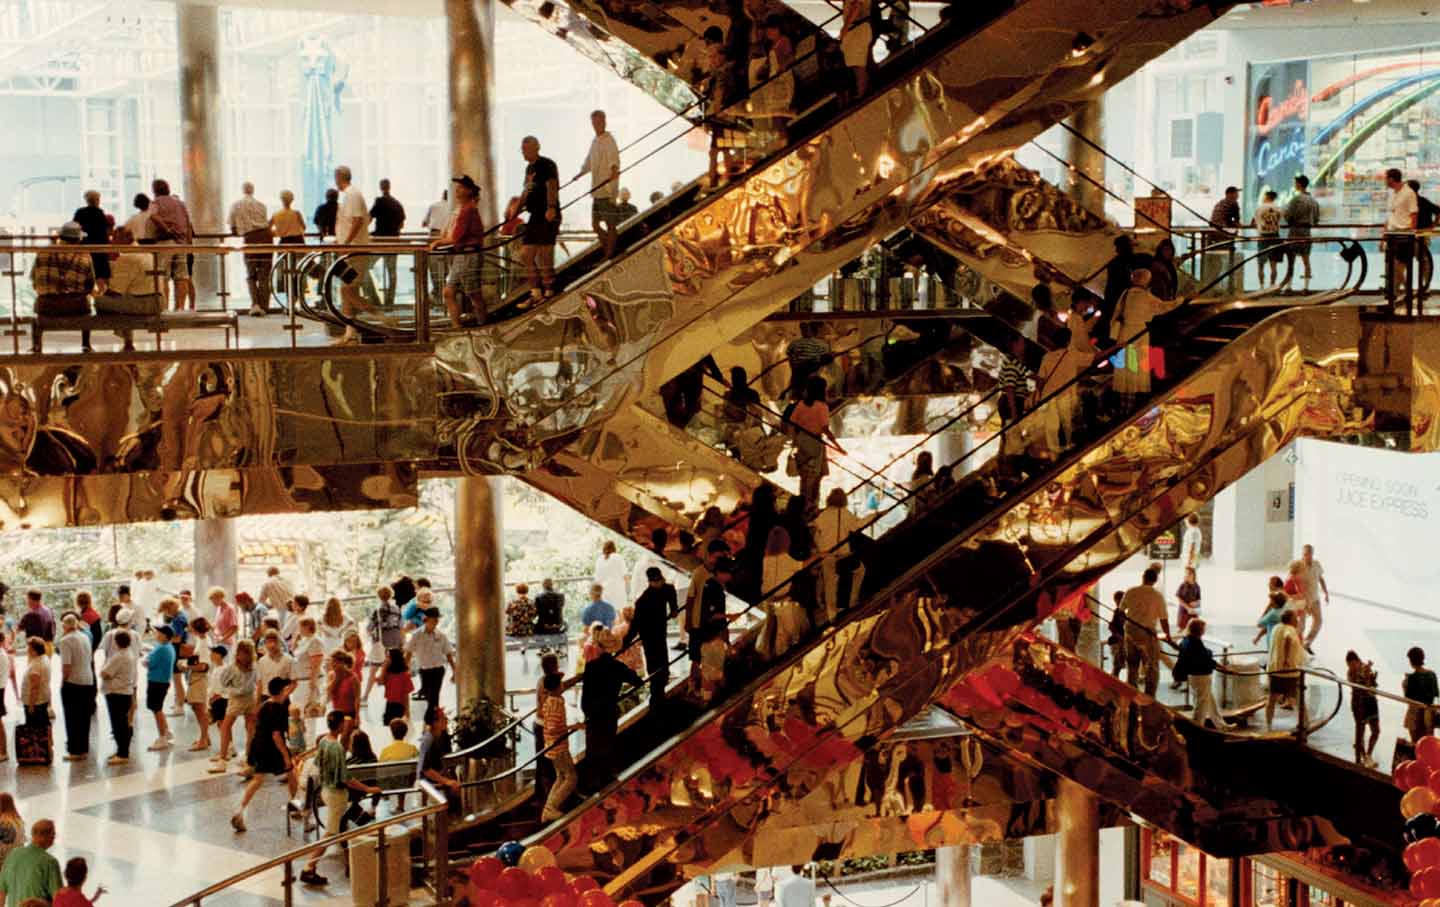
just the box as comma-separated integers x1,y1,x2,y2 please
431,256,1368,805
1077,593,1344,738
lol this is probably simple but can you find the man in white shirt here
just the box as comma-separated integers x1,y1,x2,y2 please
1181,513,1203,570
576,109,622,258
58,614,97,761
332,164,386,343
404,608,456,714
775,866,815,907
422,189,453,299
228,181,272,316
1386,167,1421,311
131,570,157,632
255,630,295,702
593,540,629,609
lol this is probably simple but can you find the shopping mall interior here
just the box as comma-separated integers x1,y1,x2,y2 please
5,0,1440,905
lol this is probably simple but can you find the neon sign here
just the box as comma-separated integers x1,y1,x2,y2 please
1255,80,1310,136
1256,134,1307,178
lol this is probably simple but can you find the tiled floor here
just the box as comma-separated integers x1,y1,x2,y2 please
5,554,1427,905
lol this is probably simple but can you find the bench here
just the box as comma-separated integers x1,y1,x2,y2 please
30,310,241,353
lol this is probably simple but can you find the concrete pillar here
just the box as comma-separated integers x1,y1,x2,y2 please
935,845,971,907
1063,100,1106,215
938,429,978,478
176,2,224,297
1055,779,1101,907
454,476,506,706
192,519,237,620
447,0,499,225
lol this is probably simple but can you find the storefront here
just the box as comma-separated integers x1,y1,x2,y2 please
1141,830,1401,907
1247,45,1440,220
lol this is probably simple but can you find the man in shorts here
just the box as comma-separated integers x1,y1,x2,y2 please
146,179,194,311
437,175,487,327
575,110,621,258
332,165,388,343
516,136,560,303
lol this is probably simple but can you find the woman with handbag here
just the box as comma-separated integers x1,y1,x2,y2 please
1111,269,1180,404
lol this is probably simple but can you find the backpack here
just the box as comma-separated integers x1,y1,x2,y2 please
1419,195,1440,230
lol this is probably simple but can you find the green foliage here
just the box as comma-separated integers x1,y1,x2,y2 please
451,695,512,758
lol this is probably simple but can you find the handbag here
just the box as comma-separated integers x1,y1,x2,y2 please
784,451,799,477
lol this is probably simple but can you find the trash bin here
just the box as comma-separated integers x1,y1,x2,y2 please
1224,656,1264,710
349,825,412,907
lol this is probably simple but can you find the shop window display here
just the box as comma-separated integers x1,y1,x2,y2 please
1250,862,1286,907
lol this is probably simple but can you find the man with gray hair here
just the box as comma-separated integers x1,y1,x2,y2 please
71,189,111,290
57,613,97,761
228,181,272,316
514,136,560,302
332,165,388,343
147,178,195,311
576,110,621,258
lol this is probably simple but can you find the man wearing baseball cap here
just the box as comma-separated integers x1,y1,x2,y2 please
31,222,95,351
433,174,487,328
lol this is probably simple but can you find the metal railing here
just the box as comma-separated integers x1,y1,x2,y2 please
167,779,452,907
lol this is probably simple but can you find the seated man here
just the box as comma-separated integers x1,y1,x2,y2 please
94,228,165,319
31,221,94,351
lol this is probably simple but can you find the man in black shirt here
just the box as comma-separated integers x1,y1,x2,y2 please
72,190,112,288
369,179,406,306
534,578,565,635
515,135,560,303
313,188,339,238
624,567,678,707
580,630,642,787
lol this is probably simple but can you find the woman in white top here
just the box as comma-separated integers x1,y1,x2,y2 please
760,526,808,660
185,617,214,751
19,638,50,726
811,488,867,623
1111,268,1180,399
317,596,357,653
291,617,326,726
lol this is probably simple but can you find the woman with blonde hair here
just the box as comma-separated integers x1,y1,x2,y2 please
0,793,24,866
318,596,356,653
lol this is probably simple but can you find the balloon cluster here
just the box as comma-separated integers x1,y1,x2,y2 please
1398,737,1440,901
464,843,643,907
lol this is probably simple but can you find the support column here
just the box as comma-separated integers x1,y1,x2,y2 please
1063,100,1106,215
1055,779,1101,907
454,477,506,706
447,0,499,224
192,519,236,619
935,846,971,907
176,2,224,298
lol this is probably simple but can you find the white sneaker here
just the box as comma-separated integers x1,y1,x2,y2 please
248,305,267,317
166,709,184,717
207,759,229,774
107,755,129,766
147,739,172,751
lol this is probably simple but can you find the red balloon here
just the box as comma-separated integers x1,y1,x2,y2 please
579,890,614,907
1409,839,1440,873
1422,737,1440,771
471,857,504,891
1420,868,1440,900
619,901,644,907
497,868,534,901
536,867,569,896
570,878,600,895
470,889,500,907
1399,760,1425,790
541,894,576,907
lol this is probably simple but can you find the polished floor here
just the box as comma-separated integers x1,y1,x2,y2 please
2,561,1429,905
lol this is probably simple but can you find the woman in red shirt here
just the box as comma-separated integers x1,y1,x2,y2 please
784,375,846,513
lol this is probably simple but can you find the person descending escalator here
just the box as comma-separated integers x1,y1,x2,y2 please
580,628,643,789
